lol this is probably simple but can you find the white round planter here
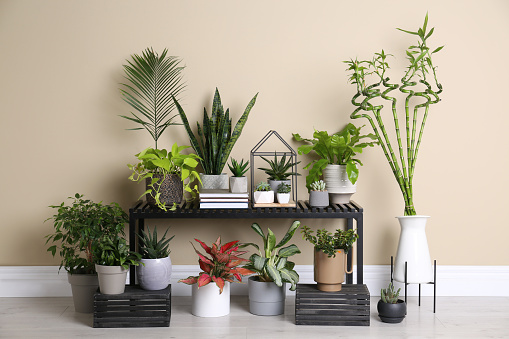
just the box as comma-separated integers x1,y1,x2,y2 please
253,191,274,204
322,164,356,204
137,256,172,291
192,282,230,317
393,216,433,284
67,273,98,313
199,173,229,190
248,276,286,316
95,264,128,295
276,193,290,204
230,176,248,193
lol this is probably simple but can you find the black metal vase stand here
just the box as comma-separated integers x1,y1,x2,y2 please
390,256,437,313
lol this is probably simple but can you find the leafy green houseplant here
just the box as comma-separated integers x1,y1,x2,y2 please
344,13,443,216
138,226,174,259
378,282,406,323
174,88,258,180
301,225,358,257
258,153,300,181
120,48,185,150
128,143,202,211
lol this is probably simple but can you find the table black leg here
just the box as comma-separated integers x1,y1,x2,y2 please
129,214,137,286
356,214,364,284
346,218,353,284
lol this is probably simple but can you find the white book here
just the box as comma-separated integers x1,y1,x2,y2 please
200,202,249,209
200,198,249,202
199,189,249,198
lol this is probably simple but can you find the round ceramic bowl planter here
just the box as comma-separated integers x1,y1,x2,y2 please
393,216,433,284
192,282,230,317
67,273,99,313
276,193,290,204
146,174,183,206
309,190,329,208
377,299,406,323
137,256,172,291
248,276,286,316
95,264,128,295
199,173,229,190
314,248,352,292
229,176,248,193
322,164,356,204
268,179,290,199
253,191,274,204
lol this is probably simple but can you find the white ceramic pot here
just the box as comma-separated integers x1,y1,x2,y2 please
137,256,172,291
253,191,274,204
229,176,248,193
393,216,433,284
276,193,290,204
191,282,230,317
199,173,229,190
95,264,128,295
322,164,356,204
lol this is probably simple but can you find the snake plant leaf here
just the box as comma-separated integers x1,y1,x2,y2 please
173,98,204,162
275,220,300,248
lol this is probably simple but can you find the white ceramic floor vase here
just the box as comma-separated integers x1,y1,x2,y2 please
393,216,433,284
322,164,356,204
191,282,230,317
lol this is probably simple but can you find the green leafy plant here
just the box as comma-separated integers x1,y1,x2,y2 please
310,180,326,192
381,282,401,304
344,14,443,215
138,226,174,259
277,182,291,194
293,123,377,189
255,182,271,192
45,194,128,274
179,237,254,294
120,48,185,150
228,158,249,177
242,221,301,291
174,88,258,175
258,153,300,181
301,225,358,257
93,235,142,270
128,143,202,211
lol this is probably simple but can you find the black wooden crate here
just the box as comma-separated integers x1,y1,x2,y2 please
295,284,370,326
93,285,171,328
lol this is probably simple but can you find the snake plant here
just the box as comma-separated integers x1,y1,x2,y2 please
344,13,443,216
173,88,258,175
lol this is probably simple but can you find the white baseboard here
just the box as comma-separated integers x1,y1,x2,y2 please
1,265,508,297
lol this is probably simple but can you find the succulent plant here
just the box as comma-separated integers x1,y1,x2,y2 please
228,158,249,177
277,182,291,194
137,226,174,259
310,180,326,191
258,153,300,181
255,182,272,192
381,282,401,304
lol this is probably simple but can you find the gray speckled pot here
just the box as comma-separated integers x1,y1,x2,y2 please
200,173,229,190
137,256,172,290
248,276,286,316
309,190,329,207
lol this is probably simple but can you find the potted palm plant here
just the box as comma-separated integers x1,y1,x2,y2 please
45,193,127,313
293,124,377,204
253,182,274,204
179,237,254,317
228,158,249,193
301,225,358,292
344,13,443,283
258,153,300,198
242,221,301,316
174,88,258,190
378,282,406,323
137,226,174,291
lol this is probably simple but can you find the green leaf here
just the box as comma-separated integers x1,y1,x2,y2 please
250,223,265,239
432,46,444,54
266,265,282,286
277,244,301,258
266,229,276,254
275,220,300,248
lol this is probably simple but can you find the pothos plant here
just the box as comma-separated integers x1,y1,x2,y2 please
301,225,358,258
344,13,443,216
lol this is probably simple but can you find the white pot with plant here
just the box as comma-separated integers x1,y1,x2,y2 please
179,237,254,317
345,14,443,283
308,180,329,207
276,182,291,204
253,182,274,204
258,153,300,199
137,226,174,291
228,158,249,193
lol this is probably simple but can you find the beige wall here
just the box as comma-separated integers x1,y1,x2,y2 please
1,0,508,266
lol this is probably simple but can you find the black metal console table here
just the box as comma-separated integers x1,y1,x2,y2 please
128,200,364,286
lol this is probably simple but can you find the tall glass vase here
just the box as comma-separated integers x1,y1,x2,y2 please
393,216,433,284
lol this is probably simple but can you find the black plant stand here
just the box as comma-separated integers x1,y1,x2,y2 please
390,256,437,313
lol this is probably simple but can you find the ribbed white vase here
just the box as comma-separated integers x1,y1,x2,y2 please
322,164,356,204
393,216,433,284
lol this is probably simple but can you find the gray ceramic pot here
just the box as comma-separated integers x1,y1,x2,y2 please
248,276,286,316
309,190,329,207
377,299,406,323
67,273,98,313
95,264,128,295
137,256,172,290
200,173,229,190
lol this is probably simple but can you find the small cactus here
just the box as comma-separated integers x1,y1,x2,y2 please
310,180,326,191
255,182,272,192
381,282,401,304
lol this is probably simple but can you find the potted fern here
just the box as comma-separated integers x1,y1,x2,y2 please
378,282,406,323
174,88,258,190
228,158,249,193
137,226,174,291
309,180,329,208
253,182,274,204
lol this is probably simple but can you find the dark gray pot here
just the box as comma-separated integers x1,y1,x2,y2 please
377,299,406,323
248,276,286,316
309,190,329,207
67,273,98,313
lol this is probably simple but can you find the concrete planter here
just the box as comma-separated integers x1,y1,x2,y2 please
309,190,329,207
67,273,98,313
137,256,172,291
95,264,128,295
229,176,248,193
248,276,286,316
199,173,229,190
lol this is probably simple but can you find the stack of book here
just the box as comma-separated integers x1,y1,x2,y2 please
199,189,249,209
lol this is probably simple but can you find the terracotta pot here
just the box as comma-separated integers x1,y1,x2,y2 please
313,248,352,292
145,173,183,206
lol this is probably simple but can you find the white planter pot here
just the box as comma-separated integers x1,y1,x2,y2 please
268,180,290,199
67,273,98,313
253,191,274,204
95,264,128,295
393,216,433,284
199,173,229,190
137,256,172,291
322,164,356,204
192,282,230,317
248,276,286,316
276,193,290,204
229,176,248,193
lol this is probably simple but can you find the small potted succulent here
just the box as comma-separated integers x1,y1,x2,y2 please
301,225,358,292
309,180,329,207
242,221,301,316
276,182,291,204
137,226,174,291
253,182,274,204
258,153,300,198
179,237,254,317
378,282,406,323
228,158,249,193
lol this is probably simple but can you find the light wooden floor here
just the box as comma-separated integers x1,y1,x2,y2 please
1,296,508,338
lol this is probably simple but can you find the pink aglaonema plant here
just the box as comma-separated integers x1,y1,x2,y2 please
179,237,255,294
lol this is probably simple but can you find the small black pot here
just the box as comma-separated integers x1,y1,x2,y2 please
377,299,406,323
